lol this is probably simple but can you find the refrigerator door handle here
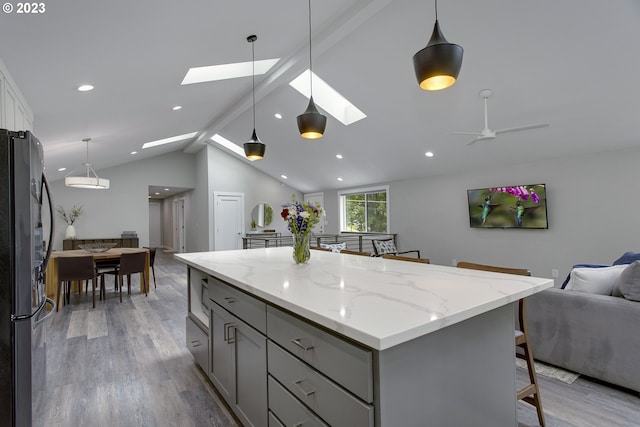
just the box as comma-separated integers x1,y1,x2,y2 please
34,298,56,327
41,173,54,274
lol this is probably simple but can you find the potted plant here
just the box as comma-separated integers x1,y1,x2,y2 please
57,204,83,239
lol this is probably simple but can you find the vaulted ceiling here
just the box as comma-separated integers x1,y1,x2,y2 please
1,0,639,193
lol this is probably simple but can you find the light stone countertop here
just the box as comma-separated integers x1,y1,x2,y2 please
176,247,553,351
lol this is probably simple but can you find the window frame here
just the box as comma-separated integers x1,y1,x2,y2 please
337,185,390,233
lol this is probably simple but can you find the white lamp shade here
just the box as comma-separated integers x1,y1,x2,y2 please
65,176,110,189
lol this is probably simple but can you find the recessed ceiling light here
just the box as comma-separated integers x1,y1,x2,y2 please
57,167,67,172
154,192,160,195
290,70,366,126
181,59,280,85
130,151,137,155
77,84,94,92
164,188,170,191
337,177,343,181
172,105,182,111
142,132,197,149
280,174,288,179
274,113,282,119
425,151,434,157
210,134,247,159
336,154,343,159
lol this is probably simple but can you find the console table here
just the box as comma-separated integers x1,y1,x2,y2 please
63,237,139,250
176,247,553,427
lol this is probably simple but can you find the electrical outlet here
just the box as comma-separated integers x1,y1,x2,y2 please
452,258,457,266
551,269,559,278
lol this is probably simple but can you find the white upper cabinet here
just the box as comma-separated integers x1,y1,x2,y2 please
0,57,34,132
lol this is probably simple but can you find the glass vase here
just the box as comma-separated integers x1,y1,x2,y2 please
292,232,311,264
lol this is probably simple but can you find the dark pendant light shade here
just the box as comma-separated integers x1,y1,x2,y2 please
297,97,326,139
413,2,463,91
244,129,266,160
244,34,266,160
297,0,326,139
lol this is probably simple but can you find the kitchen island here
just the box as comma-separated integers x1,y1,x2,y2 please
176,247,553,427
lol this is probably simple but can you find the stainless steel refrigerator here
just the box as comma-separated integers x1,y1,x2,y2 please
0,129,55,426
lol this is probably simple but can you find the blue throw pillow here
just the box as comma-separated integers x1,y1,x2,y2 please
612,251,640,266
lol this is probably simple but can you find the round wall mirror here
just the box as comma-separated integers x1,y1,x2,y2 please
251,203,273,228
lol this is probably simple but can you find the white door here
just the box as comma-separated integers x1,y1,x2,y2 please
173,198,186,253
214,192,244,251
304,192,325,234
148,202,162,248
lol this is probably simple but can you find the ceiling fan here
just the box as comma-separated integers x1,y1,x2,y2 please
450,89,549,145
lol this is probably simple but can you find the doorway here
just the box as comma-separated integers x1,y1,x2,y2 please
148,202,162,248
173,198,186,253
213,192,244,251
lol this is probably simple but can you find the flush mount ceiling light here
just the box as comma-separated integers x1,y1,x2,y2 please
64,138,110,189
244,35,266,161
297,0,326,139
412,0,463,91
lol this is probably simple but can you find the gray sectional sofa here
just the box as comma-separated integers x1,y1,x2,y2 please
525,259,640,393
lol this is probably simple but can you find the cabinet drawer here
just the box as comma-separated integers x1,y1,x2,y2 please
268,342,373,427
186,316,208,372
267,306,373,403
268,411,285,427
208,275,266,334
268,376,328,427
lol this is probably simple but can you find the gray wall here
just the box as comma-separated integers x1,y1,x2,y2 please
49,150,196,250
321,145,640,285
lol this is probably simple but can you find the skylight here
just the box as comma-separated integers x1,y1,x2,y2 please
142,132,198,149
289,70,366,126
181,59,280,85
210,134,247,159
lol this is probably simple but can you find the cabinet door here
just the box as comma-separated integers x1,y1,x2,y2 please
233,320,267,427
209,305,235,402
210,303,268,427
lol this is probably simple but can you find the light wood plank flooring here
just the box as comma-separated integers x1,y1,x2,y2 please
36,251,640,427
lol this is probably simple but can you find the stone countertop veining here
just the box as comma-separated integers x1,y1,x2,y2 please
175,247,553,351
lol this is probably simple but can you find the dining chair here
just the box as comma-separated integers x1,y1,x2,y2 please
102,252,149,302
143,246,158,288
56,256,100,310
382,254,430,263
456,261,545,427
371,238,420,258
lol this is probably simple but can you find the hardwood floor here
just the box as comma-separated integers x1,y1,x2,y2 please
36,250,640,427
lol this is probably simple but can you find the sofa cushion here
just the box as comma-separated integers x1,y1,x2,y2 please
565,265,627,295
613,261,640,301
320,242,346,253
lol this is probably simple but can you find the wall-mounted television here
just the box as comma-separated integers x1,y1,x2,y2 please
467,184,548,229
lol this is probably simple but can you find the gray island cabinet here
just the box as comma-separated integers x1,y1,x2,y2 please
177,247,552,427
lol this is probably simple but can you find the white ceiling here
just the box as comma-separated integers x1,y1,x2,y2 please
1,0,639,193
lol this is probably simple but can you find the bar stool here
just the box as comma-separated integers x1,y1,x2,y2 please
456,261,545,427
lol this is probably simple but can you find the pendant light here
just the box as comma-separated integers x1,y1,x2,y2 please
297,0,326,139
243,34,266,160
412,0,463,91
65,137,110,189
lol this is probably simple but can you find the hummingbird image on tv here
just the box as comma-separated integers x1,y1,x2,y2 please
512,199,541,227
480,195,500,225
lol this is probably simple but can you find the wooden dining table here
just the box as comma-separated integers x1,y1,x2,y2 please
45,247,150,304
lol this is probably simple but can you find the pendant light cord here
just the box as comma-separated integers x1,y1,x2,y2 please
435,0,438,20
252,40,256,130
308,0,313,98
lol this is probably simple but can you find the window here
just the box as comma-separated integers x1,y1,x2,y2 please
339,186,389,233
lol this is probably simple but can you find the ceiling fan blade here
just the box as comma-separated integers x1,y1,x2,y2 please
494,123,549,135
466,137,481,146
449,131,481,136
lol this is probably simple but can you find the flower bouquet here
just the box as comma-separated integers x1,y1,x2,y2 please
281,195,324,264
